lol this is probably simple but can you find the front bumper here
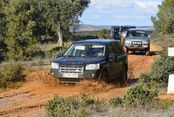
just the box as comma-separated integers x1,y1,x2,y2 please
124,45,149,51
50,68,101,83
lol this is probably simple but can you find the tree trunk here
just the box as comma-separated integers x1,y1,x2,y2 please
57,24,63,46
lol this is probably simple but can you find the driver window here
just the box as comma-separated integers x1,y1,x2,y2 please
107,44,114,56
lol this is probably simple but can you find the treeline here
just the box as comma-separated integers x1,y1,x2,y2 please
0,0,90,61
151,0,174,34
151,0,174,48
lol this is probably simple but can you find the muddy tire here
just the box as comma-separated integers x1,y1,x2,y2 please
145,50,150,56
125,48,129,54
121,37,125,45
99,71,108,82
120,68,127,86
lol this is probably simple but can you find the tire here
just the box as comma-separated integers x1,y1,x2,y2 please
99,71,108,82
145,50,150,56
120,68,127,85
121,37,125,45
132,50,135,54
125,48,129,54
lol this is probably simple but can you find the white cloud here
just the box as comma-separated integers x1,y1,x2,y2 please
135,1,160,13
94,15,99,19
136,1,159,9
91,0,133,9
80,0,163,25
91,0,160,12
115,15,147,19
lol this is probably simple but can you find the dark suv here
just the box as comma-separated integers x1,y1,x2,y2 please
50,39,128,83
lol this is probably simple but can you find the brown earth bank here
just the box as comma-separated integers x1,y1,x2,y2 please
0,44,169,117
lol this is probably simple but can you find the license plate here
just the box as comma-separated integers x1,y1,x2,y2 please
132,41,142,45
62,73,78,78
134,45,139,47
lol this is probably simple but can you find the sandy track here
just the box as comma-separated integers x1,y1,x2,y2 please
0,44,161,117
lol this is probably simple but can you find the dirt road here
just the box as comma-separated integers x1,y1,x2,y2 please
0,44,161,117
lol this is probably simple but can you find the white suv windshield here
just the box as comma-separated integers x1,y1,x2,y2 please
64,43,106,57
127,30,148,38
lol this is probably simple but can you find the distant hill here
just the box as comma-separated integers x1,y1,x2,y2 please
76,24,111,31
75,24,154,32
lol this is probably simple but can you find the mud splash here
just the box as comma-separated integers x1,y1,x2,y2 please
26,71,62,87
26,71,116,94
77,80,115,94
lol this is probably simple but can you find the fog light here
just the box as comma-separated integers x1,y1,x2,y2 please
51,72,55,75
91,74,95,77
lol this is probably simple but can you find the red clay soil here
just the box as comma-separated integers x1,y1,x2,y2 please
0,44,163,117
159,95,174,100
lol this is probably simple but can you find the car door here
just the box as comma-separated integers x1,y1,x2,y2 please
114,42,125,77
107,43,120,79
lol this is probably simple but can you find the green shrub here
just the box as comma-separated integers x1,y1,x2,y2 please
80,93,95,106
109,97,122,107
80,94,106,112
123,84,158,106
45,95,80,117
45,94,106,117
140,50,174,88
0,63,24,89
0,72,3,79
139,73,151,85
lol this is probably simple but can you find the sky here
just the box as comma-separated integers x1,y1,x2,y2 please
79,0,163,26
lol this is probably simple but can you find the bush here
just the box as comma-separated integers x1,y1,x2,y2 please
123,84,158,106
139,74,151,85
45,94,106,117
0,63,24,89
80,94,106,112
140,50,174,88
0,72,3,79
45,95,80,117
109,97,122,107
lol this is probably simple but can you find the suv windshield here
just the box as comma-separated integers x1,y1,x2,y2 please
64,43,106,57
126,30,148,38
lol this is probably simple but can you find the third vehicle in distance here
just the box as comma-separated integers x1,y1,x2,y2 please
124,28,150,55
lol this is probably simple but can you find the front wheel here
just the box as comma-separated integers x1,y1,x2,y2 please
145,50,150,56
125,48,129,54
98,71,108,82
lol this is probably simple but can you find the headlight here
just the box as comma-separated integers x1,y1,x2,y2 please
85,64,100,70
51,63,59,69
143,41,148,45
125,40,131,46
143,42,148,47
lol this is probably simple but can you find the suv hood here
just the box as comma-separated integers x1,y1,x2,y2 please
53,57,106,64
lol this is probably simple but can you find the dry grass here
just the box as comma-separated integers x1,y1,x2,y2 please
89,105,174,117
152,34,174,49
38,40,73,51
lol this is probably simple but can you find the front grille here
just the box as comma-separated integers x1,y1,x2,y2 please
60,64,84,74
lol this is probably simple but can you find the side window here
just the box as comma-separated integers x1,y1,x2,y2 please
107,42,124,56
116,42,125,55
107,44,113,56
112,42,122,56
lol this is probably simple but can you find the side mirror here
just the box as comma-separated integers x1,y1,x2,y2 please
109,54,117,59
148,35,151,38
58,53,63,57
